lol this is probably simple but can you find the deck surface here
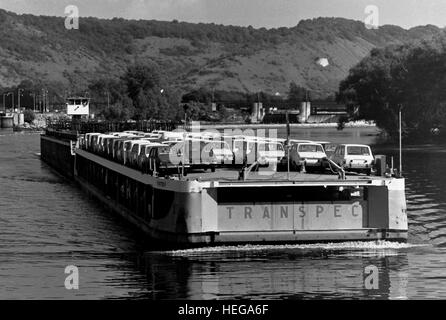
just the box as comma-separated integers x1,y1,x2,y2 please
185,169,390,183
74,147,393,185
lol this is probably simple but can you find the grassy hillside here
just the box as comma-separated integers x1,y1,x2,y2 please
0,9,443,98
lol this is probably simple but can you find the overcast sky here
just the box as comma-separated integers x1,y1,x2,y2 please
0,0,445,29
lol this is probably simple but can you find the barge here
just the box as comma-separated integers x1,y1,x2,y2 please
40,126,408,246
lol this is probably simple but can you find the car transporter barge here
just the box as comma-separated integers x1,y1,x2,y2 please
40,124,408,246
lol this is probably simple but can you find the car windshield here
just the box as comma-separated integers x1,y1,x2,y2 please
347,146,370,155
298,144,323,153
324,144,337,152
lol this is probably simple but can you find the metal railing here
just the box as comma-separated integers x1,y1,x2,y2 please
46,119,181,134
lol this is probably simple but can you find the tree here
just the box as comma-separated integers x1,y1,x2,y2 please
123,61,165,98
122,61,182,120
184,101,213,121
99,102,134,121
23,109,35,123
337,46,398,134
181,88,212,104
287,82,308,102
88,78,127,105
336,40,446,137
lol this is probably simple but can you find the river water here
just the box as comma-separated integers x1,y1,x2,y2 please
1,127,446,299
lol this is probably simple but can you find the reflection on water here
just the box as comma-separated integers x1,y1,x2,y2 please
374,144,446,247
1,128,446,299
142,247,412,300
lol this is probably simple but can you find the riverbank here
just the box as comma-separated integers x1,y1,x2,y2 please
10,112,61,132
195,120,376,130
188,122,382,145
13,125,45,133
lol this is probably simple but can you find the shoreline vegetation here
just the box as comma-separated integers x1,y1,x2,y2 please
338,33,446,139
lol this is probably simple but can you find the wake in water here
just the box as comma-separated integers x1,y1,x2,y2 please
164,240,429,256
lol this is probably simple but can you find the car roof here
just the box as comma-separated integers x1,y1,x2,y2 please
148,143,168,147
297,142,323,146
98,134,116,138
132,140,154,145
289,139,313,143
231,137,282,143
256,140,284,144
152,144,172,148
342,144,371,147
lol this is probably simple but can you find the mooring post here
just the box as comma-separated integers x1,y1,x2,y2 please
399,104,403,177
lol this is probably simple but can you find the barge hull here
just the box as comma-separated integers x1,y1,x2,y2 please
41,134,408,245
76,175,407,244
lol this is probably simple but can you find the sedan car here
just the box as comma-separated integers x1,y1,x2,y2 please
289,142,327,172
330,144,374,175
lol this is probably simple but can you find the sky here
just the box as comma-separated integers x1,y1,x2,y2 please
0,0,445,29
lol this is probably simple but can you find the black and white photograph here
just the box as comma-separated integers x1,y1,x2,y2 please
0,0,445,308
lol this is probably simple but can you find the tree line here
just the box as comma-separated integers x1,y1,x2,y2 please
337,34,446,137
88,62,320,123
1,57,323,123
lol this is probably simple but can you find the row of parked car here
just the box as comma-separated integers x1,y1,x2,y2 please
78,130,375,176
80,130,242,175
282,140,374,175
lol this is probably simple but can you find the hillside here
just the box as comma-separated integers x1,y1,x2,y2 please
0,9,444,98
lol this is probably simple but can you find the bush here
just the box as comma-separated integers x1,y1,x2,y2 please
23,109,36,123
99,103,134,121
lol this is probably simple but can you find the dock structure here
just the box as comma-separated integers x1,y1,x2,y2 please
40,125,408,246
